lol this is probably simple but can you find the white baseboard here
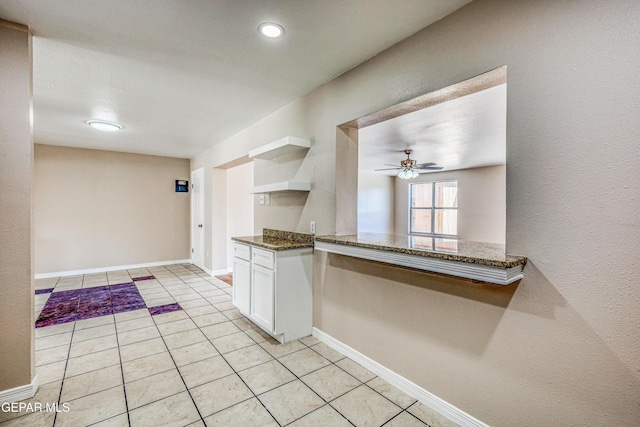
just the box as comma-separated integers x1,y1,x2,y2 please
35,259,192,279
312,328,488,427
198,265,213,276
0,375,38,404
210,268,230,276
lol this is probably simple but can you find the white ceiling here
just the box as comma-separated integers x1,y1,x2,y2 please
0,0,471,159
359,84,507,175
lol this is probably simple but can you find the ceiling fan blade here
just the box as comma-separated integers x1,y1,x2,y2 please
384,164,401,167
375,167,401,171
417,167,444,172
415,162,436,168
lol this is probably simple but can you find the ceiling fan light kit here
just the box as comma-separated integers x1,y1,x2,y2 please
398,168,420,180
375,149,442,179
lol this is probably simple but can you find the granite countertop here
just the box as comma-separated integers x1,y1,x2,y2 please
231,228,314,251
314,233,527,269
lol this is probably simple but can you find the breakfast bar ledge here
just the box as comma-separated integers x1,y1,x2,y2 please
314,233,527,285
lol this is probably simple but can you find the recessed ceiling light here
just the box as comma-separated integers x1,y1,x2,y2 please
258,22,284,38
86,120,123,132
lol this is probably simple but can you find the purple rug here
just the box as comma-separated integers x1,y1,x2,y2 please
132,276,155,281
35,282,147,328
148,303,183,316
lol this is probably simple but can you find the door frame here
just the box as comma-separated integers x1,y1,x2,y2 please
191,167,205,269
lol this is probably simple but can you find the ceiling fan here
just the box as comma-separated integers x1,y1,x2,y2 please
375,149,443,179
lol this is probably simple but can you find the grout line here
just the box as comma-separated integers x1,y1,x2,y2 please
39,265,238,424
105,267,202,423
167,273,363,425
151,324,208,424
112,294,133,427
380,411,406,427
51,315,78,426
168,280,283,426
35,263,418,427
149,266,212,425
269,346,357,426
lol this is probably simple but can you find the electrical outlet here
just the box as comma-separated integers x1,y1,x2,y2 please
259,194,265,205
310,221,316,235
265,194,271,205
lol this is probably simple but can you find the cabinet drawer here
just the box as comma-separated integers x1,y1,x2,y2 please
252,247,275,269
233,243,251,261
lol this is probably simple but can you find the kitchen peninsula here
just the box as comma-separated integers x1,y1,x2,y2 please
315,233,527,285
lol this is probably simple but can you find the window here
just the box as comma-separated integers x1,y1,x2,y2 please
410,181,458,237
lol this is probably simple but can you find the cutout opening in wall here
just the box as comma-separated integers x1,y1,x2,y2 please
337,67,507,247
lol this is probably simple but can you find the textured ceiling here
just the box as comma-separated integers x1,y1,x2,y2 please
359,84,507,174
0,0,471,158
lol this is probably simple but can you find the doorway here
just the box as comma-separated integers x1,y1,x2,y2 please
209,159,254,277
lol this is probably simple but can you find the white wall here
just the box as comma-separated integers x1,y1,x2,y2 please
192,1,640,425
210,168,227,273
357,171,395,233
394,165,505,243
226,161,254,270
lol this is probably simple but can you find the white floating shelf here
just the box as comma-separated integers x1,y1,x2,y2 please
250,181,311,194
249,136,311,160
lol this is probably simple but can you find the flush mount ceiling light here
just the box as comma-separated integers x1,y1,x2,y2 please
86,119,123,132
258,22,285,38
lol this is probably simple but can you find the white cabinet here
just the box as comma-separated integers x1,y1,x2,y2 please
232,243,252,316
232,255,251,314
232,242,313,343
251,263,275,331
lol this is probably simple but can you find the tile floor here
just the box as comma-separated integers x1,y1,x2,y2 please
1,264,456,427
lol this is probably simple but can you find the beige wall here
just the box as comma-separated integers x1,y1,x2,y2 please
34,145,190,274
252,148,315,235
394,165,506,243
357,171,395,234
226,161,254,270
192,1,640,425
191,103,328,272
0,20,34,392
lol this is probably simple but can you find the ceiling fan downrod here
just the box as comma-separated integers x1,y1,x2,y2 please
400,150,416,169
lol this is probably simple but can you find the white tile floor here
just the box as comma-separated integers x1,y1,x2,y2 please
1,264,458,427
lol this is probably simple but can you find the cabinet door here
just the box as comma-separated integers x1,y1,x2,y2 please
232,257,251,314
251,263,275,332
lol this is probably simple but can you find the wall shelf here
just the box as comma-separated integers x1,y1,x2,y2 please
249,136,311,160
250,181,311,194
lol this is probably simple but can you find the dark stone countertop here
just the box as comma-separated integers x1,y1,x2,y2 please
314,233,527,269
231,228,314,251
